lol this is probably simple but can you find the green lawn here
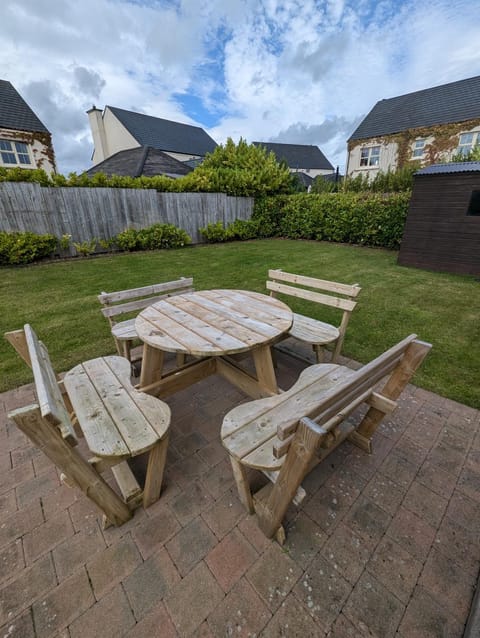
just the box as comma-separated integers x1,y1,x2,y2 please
1,239,479,409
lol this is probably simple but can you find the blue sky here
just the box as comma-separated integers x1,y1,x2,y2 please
1,0,480,174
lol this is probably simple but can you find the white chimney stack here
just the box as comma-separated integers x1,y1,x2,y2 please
87,106,108,164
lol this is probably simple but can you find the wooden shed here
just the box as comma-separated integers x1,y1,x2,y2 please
398,162,480,275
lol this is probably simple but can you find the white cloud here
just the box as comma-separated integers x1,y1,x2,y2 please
0,0,479,174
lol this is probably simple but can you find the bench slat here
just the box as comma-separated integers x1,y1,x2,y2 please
268,269,361,297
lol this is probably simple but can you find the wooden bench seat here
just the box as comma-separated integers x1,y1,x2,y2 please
221,334,431,541
98,277,194,361
267,269,361,362
6,325,171,526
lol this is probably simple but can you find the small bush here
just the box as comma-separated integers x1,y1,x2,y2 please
0,231,57,265
115,223,191,252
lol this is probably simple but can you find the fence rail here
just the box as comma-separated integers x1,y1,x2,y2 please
0,183,253,246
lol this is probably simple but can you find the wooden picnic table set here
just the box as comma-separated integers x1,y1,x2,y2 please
5,271,431,541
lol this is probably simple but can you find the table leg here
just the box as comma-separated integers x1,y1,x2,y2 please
140,345,164,390
252,345,278,394
143,436,169,508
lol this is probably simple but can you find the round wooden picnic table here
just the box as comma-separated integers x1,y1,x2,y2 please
135,289,293,396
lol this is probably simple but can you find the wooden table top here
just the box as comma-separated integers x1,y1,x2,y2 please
135,289,293,357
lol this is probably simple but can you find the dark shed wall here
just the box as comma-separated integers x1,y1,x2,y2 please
398,173,480,275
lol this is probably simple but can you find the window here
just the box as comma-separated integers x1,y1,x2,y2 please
412,138,426,158
0,140,32,166
457,131,480,156
360,146,380,167
467,190,480,216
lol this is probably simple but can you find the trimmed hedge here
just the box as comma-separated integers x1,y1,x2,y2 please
201,192,411,250
0,231,57,265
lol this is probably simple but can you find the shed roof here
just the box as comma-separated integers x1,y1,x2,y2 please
252,141,334,170
108,106,217,157
349,75,480,141
85,146,193,178
415,161,480,176
0,79,49,133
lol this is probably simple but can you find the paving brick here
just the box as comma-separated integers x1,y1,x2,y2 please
41,483,79,520
69,585,135,638
387,507,436,562
202,488,246,539
67,492,101,531
197,438,228,467
53,523,106,581
32,567,94,637
174,431,209,458
168,455,210,490
205,528,257,592
326,612,360,637
123,602,178,638
378,450,417,490
10,446,41,469
261,593,320,637
100,506,148,546
401,480,448,528
169,480,214,526
457,464,480,503
398,585,465,637
0,608,35,638
247,544,303,612
0,499,43,551
303,480,357,535
237,515,272,554
444,489,480,531
0,554,56,626
132,506,180,558
166,516,217,576
23,509,74,564
418,547,476,622
284,512,327,569
164,561,224,637
343,571,405,637
15,468,59,508
201,458,235,499
293,554,351,632
367,536,422,604
124,546,180,620
0,461,34,496
427,440,466,476
207,577,271,637
87,536,142,599
321,521,376,585
0,451,12,474
343,433,393,481
415,459,457,499
434,514,480,577
342,496,391,544
0,489,17,520
361,472,406,516
0,540,24,587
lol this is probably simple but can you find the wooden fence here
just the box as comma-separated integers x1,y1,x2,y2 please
0,183,254,247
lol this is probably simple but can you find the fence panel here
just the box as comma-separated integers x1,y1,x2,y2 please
0,183,253,246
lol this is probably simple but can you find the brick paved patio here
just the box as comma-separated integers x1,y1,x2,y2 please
1,343,479,637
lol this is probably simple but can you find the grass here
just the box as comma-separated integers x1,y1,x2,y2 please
1,239,479,409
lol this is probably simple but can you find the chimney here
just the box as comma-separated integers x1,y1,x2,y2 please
87,106,108,163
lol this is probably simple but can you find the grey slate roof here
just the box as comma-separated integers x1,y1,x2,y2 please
85,146,194,178
0,80,49,133
252,142,334,171
415,161,480,176
349,75,480,141
108,106,217,156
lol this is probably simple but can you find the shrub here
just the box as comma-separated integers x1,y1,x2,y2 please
73,239,97,256
0,231,57,265
115,223,191,252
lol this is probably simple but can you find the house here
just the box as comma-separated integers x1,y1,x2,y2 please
84,146,193,179
346,75,480,178
252,142,334,179
0,79,56,174
87,106,217,169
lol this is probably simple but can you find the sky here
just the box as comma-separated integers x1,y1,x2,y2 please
2,0,480,175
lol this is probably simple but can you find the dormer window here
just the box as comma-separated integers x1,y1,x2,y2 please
360,146,380,167
412,138,426,158
0,140,32,166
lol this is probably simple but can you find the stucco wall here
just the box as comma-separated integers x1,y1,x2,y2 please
0,127,56,174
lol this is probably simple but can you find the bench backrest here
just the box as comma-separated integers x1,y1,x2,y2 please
98,277,194,323
6,324,77,444
275,334,431,452
267,269,361,312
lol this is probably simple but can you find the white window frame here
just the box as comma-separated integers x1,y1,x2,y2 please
412,138,426,158
0,139,32,167
360,146,380,167
457,131,480,156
